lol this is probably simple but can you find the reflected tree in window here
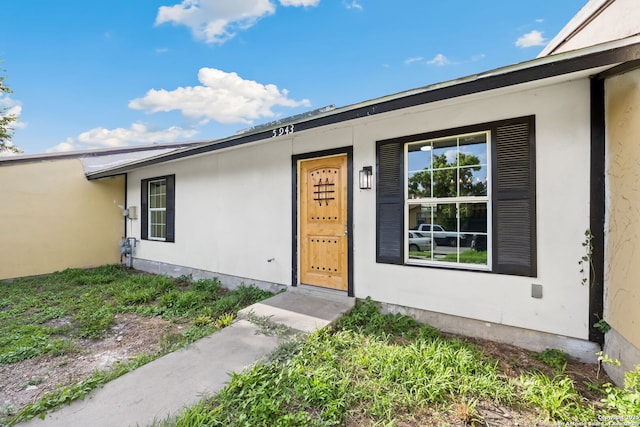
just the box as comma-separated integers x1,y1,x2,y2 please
408,152,487,199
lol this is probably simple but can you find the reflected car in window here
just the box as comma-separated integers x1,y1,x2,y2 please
408,231,436,252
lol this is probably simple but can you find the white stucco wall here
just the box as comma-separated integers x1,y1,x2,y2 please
351,79,592,340
126,76,593,340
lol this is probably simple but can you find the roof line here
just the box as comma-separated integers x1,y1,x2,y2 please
87,37,640,181
539,0,614,57
0,141,205,166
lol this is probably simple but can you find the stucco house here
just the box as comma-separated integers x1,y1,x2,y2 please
2,0,637,387
84,21,640,380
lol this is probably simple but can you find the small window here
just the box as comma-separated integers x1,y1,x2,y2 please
141,175,175,242
148,179,167,240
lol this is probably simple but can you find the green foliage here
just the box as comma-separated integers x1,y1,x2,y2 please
214,313,234,328
175,300,513,426
193,315,213,327
408,152,486,199
336,297,439,341
0,63,21,154
192,278,222,294
517,372,592,422
601,364,640,417
579,229,594,286
536,348,569,371
593,319,611,334
175,298,627,426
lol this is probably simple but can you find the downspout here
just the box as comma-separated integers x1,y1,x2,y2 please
588,77,606,345
123,174,128,238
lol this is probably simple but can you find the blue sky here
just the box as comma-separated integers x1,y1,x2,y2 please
0,0,587,155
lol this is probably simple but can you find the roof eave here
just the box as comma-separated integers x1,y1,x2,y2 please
86,36,640,181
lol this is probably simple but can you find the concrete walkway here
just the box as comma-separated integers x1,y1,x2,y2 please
18,289,355,427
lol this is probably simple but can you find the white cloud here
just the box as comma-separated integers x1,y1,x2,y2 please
404,56,424,65
515,30,546,48
46,123,198,153
129,68,311,124
280,0,320,6
156,0,276,44
343,0,362,10
155,0,320,44
427,53,450,66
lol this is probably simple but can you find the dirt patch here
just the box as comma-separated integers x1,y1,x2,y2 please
0,314,182,413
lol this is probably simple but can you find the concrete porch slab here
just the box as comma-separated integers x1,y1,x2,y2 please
238,288,356,333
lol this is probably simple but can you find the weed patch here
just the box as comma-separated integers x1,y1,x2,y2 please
172,298,631,427
0,266,272,424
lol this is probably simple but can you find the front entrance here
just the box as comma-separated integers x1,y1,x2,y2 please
299,154,349,291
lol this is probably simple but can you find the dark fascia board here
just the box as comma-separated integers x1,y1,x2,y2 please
87,40,640,181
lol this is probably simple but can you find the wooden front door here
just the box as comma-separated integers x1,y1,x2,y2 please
299,155,348,291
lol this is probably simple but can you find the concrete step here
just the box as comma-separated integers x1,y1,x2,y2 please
238,289,356,333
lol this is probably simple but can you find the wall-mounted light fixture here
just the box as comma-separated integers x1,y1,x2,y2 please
359,166,373,190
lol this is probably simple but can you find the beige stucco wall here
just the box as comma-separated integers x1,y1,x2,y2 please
0,159,125,280
540,0,640,56
605,68,640,352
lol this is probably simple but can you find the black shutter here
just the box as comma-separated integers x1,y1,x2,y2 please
492,117,537,276
376,141,404,264
166,175,175,243
141,179,149,240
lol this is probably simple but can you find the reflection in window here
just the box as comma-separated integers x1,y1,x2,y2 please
406,132,490,267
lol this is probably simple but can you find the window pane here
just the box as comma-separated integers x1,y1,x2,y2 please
407,143,433,198
408,231,434,261
431,168,457,198
459,165,488,196
150,210,167,239
432,138,458,168
408,169,432,198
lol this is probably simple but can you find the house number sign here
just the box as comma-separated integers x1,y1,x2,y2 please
271,124,295,138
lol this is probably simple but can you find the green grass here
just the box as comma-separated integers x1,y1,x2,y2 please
0,265,273,424
408,251,432,258
169,298,631,426
443,249,488,264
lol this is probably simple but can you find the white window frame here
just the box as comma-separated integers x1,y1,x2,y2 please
404,130,492,270
148,178,167,241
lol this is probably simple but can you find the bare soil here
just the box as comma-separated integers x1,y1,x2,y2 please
1,317,611,426
0,314,182,413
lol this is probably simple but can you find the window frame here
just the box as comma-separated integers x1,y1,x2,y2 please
376,116,536,277
405,130,492,269
141,175,175,243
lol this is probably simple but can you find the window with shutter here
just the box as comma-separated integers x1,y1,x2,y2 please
376,116,536,276
141,175,176,243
